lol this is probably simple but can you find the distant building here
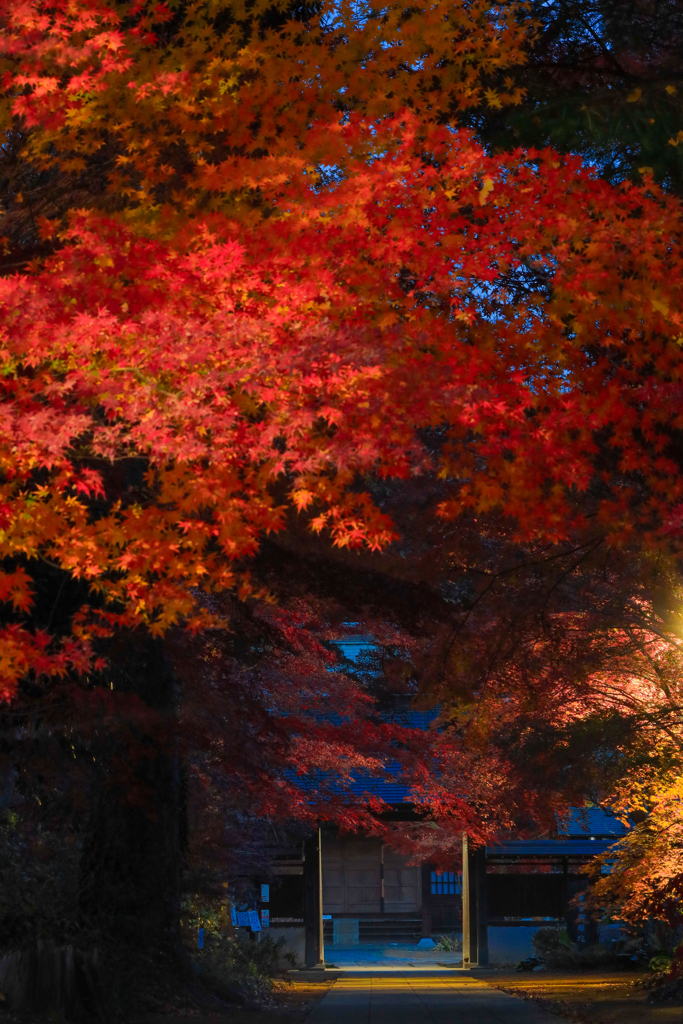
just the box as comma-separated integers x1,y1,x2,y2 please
261,638,629,965
264,807,627,965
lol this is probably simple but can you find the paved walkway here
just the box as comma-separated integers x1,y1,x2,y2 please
306,973,562,1023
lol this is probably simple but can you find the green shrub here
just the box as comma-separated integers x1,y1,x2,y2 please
648,953,674,975
531,926,633,970
531,927,573,967
189,932,294,1005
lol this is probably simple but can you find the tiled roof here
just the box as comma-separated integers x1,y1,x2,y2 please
486,839,619,856
558,807,628,838
487,807,629,856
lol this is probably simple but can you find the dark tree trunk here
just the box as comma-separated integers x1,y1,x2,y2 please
0,943,107,1022
79,633,184,952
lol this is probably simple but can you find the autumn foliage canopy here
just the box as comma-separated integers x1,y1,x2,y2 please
1,0,683,688
3,0,683,914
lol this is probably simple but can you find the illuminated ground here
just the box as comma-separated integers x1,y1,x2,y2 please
485,970,683,1024
128,970,683,1023
305,972,560,1022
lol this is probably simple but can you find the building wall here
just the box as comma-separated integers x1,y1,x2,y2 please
384,847,421,913
321,834,420,916
420,864,463,935
487,925,545,964
267,926,306,967
317,833,608,954
323,835,382,914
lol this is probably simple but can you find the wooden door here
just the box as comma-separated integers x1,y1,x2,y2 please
344,838,382,913
321,836,382,914
384,849,420,912
321,835,345,913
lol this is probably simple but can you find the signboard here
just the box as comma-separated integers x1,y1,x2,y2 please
236,911,250,927
248,910,262,932
260,884,270,902
261,909,269,928
197,928,204,948
230,907,238,927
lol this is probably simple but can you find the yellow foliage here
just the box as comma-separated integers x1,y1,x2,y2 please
479,176,495,206
0,0,533,231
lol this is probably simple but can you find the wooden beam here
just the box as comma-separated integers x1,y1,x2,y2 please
304,828,324,968
462,834,472,966
462,837,488,966
474,845,489,966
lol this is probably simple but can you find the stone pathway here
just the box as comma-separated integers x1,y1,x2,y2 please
306,973,563,1023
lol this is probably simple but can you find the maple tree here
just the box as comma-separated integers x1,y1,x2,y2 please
0,0,541,955
407,525,683,950
172,602,543,866
0,115,682,691
0,0,529,255
0,589,551,953
3,0,683,967
440,0,683,945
